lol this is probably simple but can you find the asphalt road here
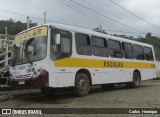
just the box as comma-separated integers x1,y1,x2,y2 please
1,80,160,116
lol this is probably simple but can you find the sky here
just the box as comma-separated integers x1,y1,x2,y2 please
0,0,160,37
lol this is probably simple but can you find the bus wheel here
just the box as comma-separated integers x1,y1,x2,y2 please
101,84,114,90
126,72,141,88
73,73,90,97
40,87,55,97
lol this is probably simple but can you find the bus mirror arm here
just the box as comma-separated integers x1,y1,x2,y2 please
55,34,61,45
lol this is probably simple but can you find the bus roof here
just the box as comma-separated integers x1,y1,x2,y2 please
16,23,153,48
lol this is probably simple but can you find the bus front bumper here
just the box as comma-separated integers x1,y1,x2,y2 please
9,70,49,89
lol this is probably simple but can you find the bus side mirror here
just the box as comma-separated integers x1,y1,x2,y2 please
55,34,61,45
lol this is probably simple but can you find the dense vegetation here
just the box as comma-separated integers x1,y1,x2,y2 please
136,35,160,57
0,19,37,35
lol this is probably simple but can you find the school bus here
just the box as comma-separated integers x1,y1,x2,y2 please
9,23,157,96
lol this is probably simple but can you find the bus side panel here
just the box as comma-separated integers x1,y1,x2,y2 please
141,69,157,80
105,69,133,83
122,69,133,82
98,68,108,84
42,59,58,88
55,67,99,87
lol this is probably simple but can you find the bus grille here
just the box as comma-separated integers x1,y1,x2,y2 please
15,74,32,79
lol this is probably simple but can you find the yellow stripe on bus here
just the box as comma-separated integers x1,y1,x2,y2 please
54,58,156,69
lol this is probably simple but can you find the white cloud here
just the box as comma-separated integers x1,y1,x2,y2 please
123,0,160,24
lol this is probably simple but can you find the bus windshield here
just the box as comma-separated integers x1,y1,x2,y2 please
12,36,47,66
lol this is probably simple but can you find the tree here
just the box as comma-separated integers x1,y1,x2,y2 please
93,25,107,34
0,19,37,35
146,32,152,39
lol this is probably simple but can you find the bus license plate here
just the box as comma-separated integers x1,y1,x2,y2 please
19,81,25,85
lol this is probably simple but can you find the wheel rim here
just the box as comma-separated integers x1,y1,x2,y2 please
78,79,88,92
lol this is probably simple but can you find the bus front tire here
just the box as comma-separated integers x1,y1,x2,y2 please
73,73,90,97
126,72,141,88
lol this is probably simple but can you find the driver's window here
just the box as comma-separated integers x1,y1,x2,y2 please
59,37,71,53
51,29,72,60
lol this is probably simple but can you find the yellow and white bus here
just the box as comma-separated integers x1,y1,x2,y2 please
9,23,157,96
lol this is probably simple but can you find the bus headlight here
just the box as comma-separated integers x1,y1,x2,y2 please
32,68,44,78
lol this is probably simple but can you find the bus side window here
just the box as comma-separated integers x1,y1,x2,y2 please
122,42,134,59
108,39,123,58
133,45,145,60
75,33,92,55
144,47,154,61
91,36,109,57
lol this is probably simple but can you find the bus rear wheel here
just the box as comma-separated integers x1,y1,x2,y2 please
73,73,90,97
126,72,141,88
